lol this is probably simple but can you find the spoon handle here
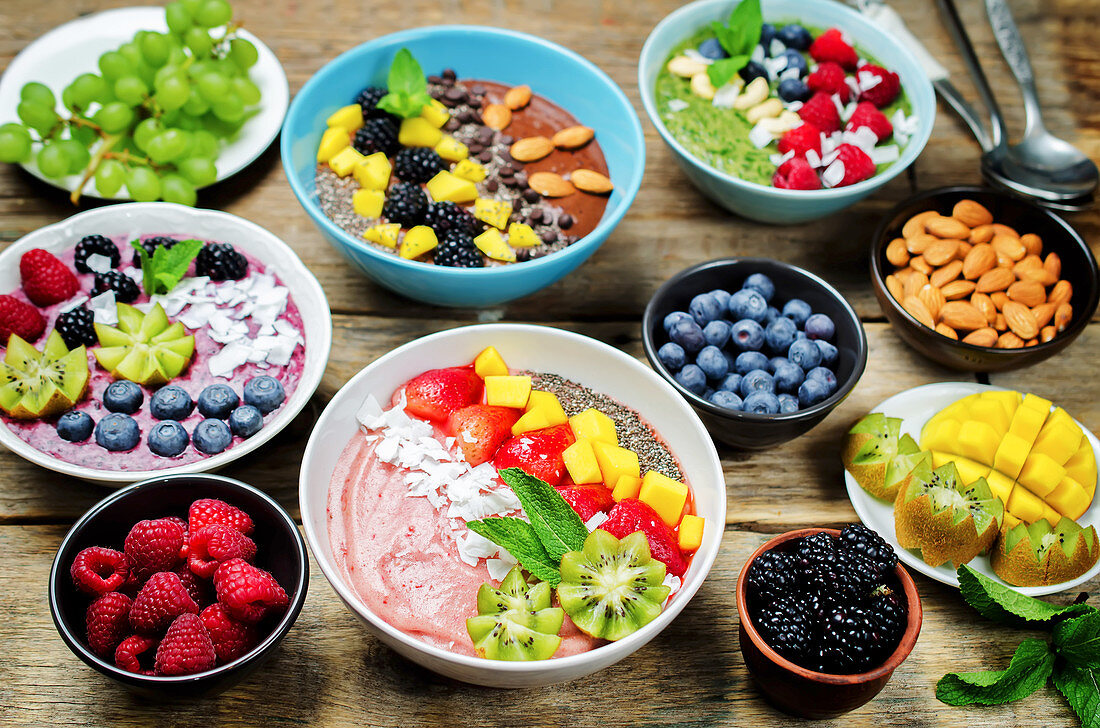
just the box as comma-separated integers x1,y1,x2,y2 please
984,0,1044,134
936,0,1009,149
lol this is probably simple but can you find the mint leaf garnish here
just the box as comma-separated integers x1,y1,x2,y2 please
1054,662,1100,728
466,517,560,587
707,55,750,88
958,564,1096,627
705,0,762,87
376,48,434,119
497,467,587,561
1054,612,1100,667
936,638,1055,706
131,238,203,297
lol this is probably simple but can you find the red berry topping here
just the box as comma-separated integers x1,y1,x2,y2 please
773,157,823,191
19,249,79,306
200,603,259,664
846,101,894,142
600,498,687,577
85,592,133,657
556,485,614,521
188,524,257,579
493,424,576,486
124,518,187,581
154,613,217,676
0,294,46,342
114,634,158,675
797,92,841,134
805,62,850,103
71,546,129,595
128,571,199,634
828,143,877,188
447,404,521,467
188,498,255,537
175,564,209,607
403,367,484,422
857,64,901,108
213,558,288,623
777,122,823,158
809,28,858,70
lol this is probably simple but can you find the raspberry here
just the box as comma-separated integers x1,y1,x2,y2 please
70,546,129,595
54,305,97,349
200,603,258,663
773,157,822,190
777,122,822,158
845,101,893,142
154,613,216,676
20,249,79,306
188,498,255,536
857,64,901,108
809,28,858,70
382,182,427,228
433,231,484,268
797,92,841,134
352,117,400,156
195,243,248,281
73,234,121,274
114,634,158,675
827,143,876,187
213,558,289,623
393,147,445,184
124,517,186,581
92,270,140,304
0,294,46,342
85,592,133,657
129,571,199,634
188,524,257,579
175,564,209,607
805,62,850,103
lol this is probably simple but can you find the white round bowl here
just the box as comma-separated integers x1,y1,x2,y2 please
299,323,726,687
0,202,331,485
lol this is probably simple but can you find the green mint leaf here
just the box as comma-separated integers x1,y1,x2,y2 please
148,238,204,295
376,48,430,119
498,467,588,561
466,517,560,587
707,55,750,88
1054,662,1100,728
936,638,1055,706
130,239,155,299
711,0,762,57
958,564,1096,627
1055,611,1100,667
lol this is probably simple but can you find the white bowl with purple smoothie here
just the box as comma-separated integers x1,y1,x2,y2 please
0,202,331,486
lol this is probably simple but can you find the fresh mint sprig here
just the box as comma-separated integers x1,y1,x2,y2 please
376,48,434,119
131,238,204,296
959,564,1095,626
706,0,762,88
937,638,1055,706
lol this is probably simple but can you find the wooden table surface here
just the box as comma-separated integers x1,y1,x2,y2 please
1,0,1098,725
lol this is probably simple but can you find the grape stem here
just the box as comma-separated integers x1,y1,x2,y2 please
105,150,154,167
70,133,120,205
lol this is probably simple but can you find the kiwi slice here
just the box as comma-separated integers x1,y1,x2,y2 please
0,331,89,419
465,566,564,661
991,517,1099,587
894,461,1004,568
93,303,194,386
843,414,932,502
557,530,671,642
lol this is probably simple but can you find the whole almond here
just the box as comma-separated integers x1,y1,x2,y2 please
976,267,1015,293
991,291,1010,310
510,136,554,162
902,296,936,328
992,234,1026,264
926,215,970,239
935,323,959,340
886,238,910,266
1025,338,1038,347
906,233,938,255
1049,280,1072,307
903,211,938,239
990,223,1019,238
942,279,976,300
885,274,904,301
1020,233,1043,256
571,169,614,194
963,244,996,280
552,125,595,150
930,260,963,288
1040,325,1056,343
957,241,973,257
482,103,512,131
910,256,933,275
1013,254,1042,277
527,171,575,197
903,270,930,299
504,84,532,110
997,331,1025,349
1055,303,1073,332
971,292,997,323
940,301,987,331
1016,266,1057,286
919,284,946,321
962,327,998,347
993,313,1007,332
1006,280,1047,308
969,224,995,245
1003,301,1039,340
923,239,960,267
1043,252,1061,279
1031,302,1056,329
952,199,993,227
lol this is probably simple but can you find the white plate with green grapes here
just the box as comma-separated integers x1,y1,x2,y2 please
0,4,288,204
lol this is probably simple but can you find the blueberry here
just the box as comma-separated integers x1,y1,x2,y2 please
760,23,777,49
795,330,808,340
777,78,812,102
805,313,836,341
698,37,728,60
788,338,823,370
778,393,800,413
768,356,788,373
743,391,781,414
798,377,830,407
764,316,798,354
657,342,687,371
669,319,707,353
702,320,731,348
730,319,765,351
806,366,838,395
781,49,808,77
150,385,194,421
782,298,813,327
702,387,715,400
722,349,738,372
696,346,729,380
728,289,768,322
815,339,838,366
57,411,94,442
689,293,724,326
764,306,781,325
147,420,189,457
674,364,707,395
740,369,776,397
103,380,143,414
197,384,240,419
772,360,806,394
229,405,264,438
708,289,732,310
739,60,768,84
777,24,813,51
243,376,286,415
193,418,232,454
709,390,743,411
663,311,693,332
718,373,742,393
742,273,776,302
95,413,140,452
735,351,770,375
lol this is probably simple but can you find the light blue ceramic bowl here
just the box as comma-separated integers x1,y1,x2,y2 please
282,26,644,307
638,0,936,224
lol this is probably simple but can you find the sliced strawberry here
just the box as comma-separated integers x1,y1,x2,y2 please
493,424,576,485
556,485,614,521
448,405,520,466
403,366,483,422
600,498,687,576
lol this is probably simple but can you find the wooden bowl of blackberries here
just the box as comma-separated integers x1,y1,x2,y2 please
736,525,922,719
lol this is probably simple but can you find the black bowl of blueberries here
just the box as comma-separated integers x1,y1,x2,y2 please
642,258,868,449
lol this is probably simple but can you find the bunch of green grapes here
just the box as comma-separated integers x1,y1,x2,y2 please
0,0,261,205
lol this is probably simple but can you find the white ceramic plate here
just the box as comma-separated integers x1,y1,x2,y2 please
0,6,289,199
845,382,1100,596
0,202,331,485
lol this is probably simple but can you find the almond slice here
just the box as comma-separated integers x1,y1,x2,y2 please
504,84,532,110
571,169,614,194
510,136,554,162
552,125,595,150
528,171,575,197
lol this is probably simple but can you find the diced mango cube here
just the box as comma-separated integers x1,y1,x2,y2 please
956,420,1000,466
473,228,515,262
425,171,478,203
1032,417,1083,465
474,198,513,229
352,188,385,218
592,441,640,488
363,222,400,248
1007,485,1044,523
921,419,961,453
327,104,364,132
398,225,438,260
678,514,704,551
474,346,508,377
1007,405,1047,446
612,474,641,502
569,408,617,446
985,469,1015,504
972,399,1011,437
983,390,1022,420
317,126,350,162
398,117,443,147
526,390,567,426
328,146,365,177
1065,440,1097,497
1021,393,1053,413
639,471,688,527
511,408,553,436
953,457,990,486
993,432,1031,480
1047,476,1091,520
484,375,532,408
563,439,602,485
453,159,487,183
353,152,392,190
435,135,469,162
420,99,450,128
508,222,541,248
1017,453,1066,498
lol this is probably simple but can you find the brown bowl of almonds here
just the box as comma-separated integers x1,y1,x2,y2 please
870,186,1099,372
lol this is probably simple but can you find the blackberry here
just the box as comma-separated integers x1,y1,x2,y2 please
745,549,798,607
799,544,878,602
355,86,398,123
393,147,445,183
868,585,908,653
815,606,885,674
133,236,178,269
434,231,484,268
424,201,479,237
92,270,140,304
73,234,120,274
754,595,812,662
382,182,427,227
54,306,97,349
839,523,899,576
195,243,247,281
352,117,399,156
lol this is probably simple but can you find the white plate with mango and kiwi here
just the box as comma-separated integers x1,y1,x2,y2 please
842,382,1100,596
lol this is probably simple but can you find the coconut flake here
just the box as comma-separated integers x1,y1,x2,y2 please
821,159,846,188
869,144,900,165
770,150,795,167
751,44,765,65
748,122,775,149
769,38,786,57
784,100,803,113
85,253,113,274
667,99,689,113
90,291,118,325
207,341,252,379
805,149,822,168
764,55,788,80
712,83,741,108
779,66,802,83
683,48,714,65
585,512,610,531
663,574,682,597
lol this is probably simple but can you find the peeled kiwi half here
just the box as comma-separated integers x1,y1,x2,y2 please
465,566,564,661
991,517,1099,587
843,414,931,502
0,331,88,419
894,461,1004,568
557,530,670,642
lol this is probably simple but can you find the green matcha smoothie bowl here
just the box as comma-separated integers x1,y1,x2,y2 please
638,0,935,224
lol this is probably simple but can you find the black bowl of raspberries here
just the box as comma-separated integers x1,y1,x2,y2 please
736,525,921,719
48,473,307,697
